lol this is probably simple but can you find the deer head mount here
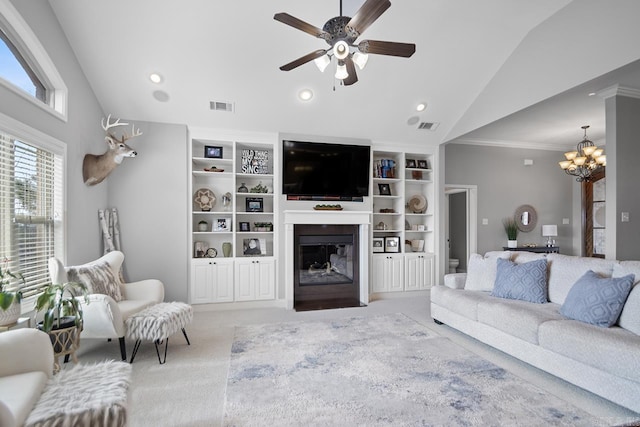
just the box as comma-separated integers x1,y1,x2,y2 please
82,115,142,186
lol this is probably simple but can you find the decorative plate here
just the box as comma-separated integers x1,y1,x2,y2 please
193,188,216,211
205,247,217,258
408,195,427,213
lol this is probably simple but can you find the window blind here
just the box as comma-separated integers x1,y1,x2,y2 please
0,131,63,299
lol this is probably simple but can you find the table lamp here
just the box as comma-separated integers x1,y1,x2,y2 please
542,225,558,247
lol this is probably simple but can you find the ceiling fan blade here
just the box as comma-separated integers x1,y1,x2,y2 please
279,49,328,71
358,40,416,57
346,0,391,38
274,13,328,39
343,57,358,86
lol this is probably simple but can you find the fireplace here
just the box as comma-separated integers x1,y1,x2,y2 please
294,224,362,311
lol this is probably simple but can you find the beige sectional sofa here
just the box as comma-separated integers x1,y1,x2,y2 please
430,251,640,414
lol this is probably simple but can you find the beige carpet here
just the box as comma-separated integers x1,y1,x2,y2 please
66,297,639,426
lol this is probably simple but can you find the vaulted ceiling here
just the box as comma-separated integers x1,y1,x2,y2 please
48,0,640,149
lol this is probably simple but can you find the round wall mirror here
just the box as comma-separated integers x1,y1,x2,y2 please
514,204,537,232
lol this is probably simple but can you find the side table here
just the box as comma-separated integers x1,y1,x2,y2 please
503,246,559,254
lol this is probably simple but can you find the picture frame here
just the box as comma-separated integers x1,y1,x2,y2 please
384,236,400,253
406,159,416,168
243,238,266,256
204,145,223,159
372,237,385,253
378,183,391,196
246,197,264,212
239,221,250,232
417,159,428,169
215,218,230,231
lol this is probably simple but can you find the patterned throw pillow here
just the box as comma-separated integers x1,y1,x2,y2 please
67,261,123,302
561,270,635,327
491,258,548,303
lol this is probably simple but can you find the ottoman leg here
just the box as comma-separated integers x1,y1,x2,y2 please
129,339,142,364
155,338,169,365
182,328,191,345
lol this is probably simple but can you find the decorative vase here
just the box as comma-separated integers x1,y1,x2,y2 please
222,242,232,257
198,220,209,232
0,299,21,326
238,183,248,193
507,240,518,248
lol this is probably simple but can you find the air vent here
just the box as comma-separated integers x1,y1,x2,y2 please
209,100,234,112
417,121,439,131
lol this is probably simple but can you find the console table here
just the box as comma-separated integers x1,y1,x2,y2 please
503,246,559,254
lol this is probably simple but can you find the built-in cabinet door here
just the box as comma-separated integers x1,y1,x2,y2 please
404,254,433,291
234,257,275,301
190,259,234,303
371,254,404,293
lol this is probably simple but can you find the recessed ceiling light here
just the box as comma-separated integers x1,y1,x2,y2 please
588,92,596,97
149,73,163,84
298,89,313,101
416,102,427,112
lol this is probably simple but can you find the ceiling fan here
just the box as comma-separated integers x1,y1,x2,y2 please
274,0,416,86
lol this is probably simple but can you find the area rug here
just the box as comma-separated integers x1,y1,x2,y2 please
223,313,604,426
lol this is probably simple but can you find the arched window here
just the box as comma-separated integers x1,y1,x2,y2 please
0,1,67,119
0,28,46,101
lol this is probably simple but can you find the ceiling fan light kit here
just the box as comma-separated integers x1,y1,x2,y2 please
274,0,416,86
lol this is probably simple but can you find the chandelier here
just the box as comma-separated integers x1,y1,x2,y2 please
558,125,606,182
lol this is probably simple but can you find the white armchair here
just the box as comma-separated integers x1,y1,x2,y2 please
48,251,164,360
0,328,53,427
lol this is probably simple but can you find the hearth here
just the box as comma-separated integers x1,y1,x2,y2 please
294,224,362,311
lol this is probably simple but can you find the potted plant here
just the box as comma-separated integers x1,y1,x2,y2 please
35,281,89,356
0,257,24,326
503,217,519,248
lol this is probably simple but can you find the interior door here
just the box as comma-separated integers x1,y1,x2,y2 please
582,169,606,257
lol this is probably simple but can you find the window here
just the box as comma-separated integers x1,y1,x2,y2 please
0,124,64,307
0,28,46,101
582,168,605,258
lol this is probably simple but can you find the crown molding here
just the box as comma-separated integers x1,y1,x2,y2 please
596,84,640,100
448,137,569,152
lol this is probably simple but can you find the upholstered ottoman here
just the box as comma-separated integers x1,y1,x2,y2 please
125,301,193,364
25,360,131,427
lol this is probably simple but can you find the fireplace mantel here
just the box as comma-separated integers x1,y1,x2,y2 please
284,210,371,309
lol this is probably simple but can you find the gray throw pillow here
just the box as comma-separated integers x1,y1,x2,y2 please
67,261,123,302
560,270,635,327
491,258,548,303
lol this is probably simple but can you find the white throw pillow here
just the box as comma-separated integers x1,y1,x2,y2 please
613,261,640,335
464,251,511,292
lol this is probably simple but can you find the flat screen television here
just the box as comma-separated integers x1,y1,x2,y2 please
282,140,371,199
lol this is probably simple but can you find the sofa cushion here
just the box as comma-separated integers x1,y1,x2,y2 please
546,254,615,304
477,298,564,344
431,286,493,321
613,261,640,335
0,371,49,427
539,319,640,384
464,251,511,292
509,251,547,264
491,258,548,303
67,261,123,302
560,270,634,327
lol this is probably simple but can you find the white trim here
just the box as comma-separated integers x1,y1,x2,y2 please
597,84,640,100
0,0,68,121
449,138,567,152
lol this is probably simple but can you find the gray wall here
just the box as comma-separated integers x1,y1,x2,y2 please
1,1,106,263
107,121,189,302
605,95,640,260
445,144,573,255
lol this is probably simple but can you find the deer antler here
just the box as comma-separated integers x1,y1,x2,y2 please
121,124,142,142
101,114,129,132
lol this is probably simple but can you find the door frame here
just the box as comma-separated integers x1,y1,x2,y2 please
444,185,478,274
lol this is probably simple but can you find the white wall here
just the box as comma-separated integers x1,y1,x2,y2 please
1,1,106,263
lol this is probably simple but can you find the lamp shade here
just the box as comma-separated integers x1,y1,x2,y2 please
542,225,558,237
